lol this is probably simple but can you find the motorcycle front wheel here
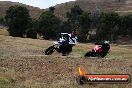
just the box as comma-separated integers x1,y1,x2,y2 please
45,45,55,55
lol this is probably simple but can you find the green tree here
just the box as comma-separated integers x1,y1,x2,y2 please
78,12,91,42
59,21,72,33
5,5,31,37
38,9,61,39
26,19,38,39
66,5,83,31
98,12,119,41
0,17,6,26
118,15,132,36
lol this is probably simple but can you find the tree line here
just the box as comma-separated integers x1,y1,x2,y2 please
0,5,132,43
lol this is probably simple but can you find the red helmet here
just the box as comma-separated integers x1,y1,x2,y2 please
71,31,77,37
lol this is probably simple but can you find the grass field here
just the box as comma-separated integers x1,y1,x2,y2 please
0,28,9,36
0,35,132,88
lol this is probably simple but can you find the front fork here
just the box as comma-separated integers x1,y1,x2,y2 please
53,44,61,53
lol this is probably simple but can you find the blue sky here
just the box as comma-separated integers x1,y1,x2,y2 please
0,0,76,9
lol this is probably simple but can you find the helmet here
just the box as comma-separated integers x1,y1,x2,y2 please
104,41,110,44
71,31,77,37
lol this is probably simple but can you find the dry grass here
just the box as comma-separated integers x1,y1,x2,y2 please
0,35,132,88
0,29,9,36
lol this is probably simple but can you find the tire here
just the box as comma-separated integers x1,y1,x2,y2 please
85,51,94,57
60,43,69,56
56,48,61,53
100,52,107,58
45,45,55,55
66,44,73,55
85,52,91,57
62,47,67,56
85,51,100,57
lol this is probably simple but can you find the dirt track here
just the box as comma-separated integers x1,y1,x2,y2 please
0,35,132,88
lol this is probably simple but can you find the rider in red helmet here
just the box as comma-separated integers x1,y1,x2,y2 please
71,31,77,38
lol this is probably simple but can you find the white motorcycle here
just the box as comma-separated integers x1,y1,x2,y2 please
45,33,77,56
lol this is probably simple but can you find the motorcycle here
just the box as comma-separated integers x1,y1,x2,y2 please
45,33,77,56
85,41,110,58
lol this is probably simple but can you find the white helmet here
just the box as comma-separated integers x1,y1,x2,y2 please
104,41,110,44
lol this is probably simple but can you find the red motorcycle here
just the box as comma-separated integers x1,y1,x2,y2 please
85,42,110,58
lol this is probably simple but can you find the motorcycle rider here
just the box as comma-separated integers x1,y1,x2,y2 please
45,31,78,56
85,41,110,57
93,45,102,52
60,31,78,56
